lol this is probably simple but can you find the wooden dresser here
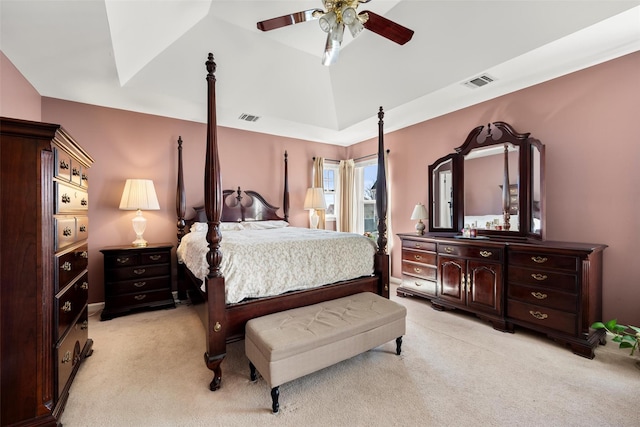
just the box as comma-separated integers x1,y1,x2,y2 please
100,243,175,320
398,233,606,358
1,117,94,426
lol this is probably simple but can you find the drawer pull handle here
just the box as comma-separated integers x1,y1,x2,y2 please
81,281,89,290
79,225,87,232
81,198,87,206
414,243,422,248
133,268,146,275
529,310,548,320
531,292,548,300
62,301,72,312
149,255,162,261
62,351,72,364
72,167,80,176
59,160,69,170
80,320,88,330
80,251,88,259
414,254,422,261
531,256,548,264
63,227,72,236
116,257,130,264
82,173,88,182
444,247,453,254
61,193,71,204
479,250,492,258
134,294,147,301
133,281,147,288
531,273,548,281
61,261,72,271
413,281,422,287
413,267,422,274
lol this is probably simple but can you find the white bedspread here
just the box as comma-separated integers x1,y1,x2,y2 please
176,225,376,304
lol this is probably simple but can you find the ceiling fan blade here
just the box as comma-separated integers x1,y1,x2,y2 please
360,11,414,45
257,9,322,32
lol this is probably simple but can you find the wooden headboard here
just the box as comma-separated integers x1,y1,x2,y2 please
190,187,286,224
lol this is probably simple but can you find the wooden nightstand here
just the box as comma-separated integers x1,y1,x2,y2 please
100,243,175,320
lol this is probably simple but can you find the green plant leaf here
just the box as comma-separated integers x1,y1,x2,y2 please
628,325,640,334
591,322,605,329
619,342,633,349
605,319,619,330
621,335,637,344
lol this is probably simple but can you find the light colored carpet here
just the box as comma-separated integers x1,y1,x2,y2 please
61,285,638,426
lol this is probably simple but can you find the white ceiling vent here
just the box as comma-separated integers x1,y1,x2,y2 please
238,113,260,123
463,74,497,89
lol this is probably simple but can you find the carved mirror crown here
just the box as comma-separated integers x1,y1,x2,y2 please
428,121,545,240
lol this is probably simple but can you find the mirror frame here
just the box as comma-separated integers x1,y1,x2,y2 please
428,122,545,240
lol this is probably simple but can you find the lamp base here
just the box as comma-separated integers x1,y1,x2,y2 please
310,209,319,229
132,237,148,247
415,220,425,235
131,209,148,247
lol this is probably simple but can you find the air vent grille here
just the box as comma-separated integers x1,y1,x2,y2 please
239,113,260,122
463,74,496,89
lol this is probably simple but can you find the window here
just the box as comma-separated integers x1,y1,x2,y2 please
323,165,338,218
360,161,378,236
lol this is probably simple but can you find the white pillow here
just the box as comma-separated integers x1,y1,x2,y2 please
241,220,289,230
190,222,244,233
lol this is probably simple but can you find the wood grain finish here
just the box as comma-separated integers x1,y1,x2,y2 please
397,233,606,358
1,117,93,426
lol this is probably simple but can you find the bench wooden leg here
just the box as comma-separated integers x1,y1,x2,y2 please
396,336,403,355
249,362,258,382
271,386,280,413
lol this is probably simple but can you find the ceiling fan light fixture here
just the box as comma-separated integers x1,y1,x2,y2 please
330,22,345,43
342,6,357,25
319,11,337,32
347,19,364,38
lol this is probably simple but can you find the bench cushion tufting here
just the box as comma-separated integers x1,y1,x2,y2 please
245,292,406,389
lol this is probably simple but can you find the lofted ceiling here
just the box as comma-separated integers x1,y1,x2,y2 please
1,1,639,146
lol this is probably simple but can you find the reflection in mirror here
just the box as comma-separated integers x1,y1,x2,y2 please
464,143,519,232
432,159,453,228
531,145,542,234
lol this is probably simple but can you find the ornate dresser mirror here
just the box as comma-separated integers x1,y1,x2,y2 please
428,122,545,240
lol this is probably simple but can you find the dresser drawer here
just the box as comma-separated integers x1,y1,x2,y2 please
402,260,437,281
104,248,171,269
56,273,89,340
55,181,88,214
54,147,72,181
507,299,577,335
508,266,577,292
56,244,88,291
107,276,170,296
56,306,89,398
106,264,170,282
400,276,437,297
402,248,436,265
402,239,436,252
106,289,174,310
439,243,503,262
507,283,577,312
509,251,578,272
54,216,89,251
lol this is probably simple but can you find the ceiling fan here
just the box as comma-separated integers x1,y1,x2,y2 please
257,0,414,66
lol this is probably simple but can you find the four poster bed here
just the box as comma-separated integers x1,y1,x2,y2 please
176,53,390,391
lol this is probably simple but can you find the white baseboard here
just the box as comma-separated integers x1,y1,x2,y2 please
88,302,104,318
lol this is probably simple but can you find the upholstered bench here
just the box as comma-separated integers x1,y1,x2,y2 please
245,292,407,413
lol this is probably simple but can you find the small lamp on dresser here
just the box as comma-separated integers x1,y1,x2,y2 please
411,203,428,235
304,187,326,229
119,179,160,247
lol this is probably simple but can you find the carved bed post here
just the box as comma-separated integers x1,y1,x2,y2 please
176,136,187,300
203,53,227,391
283,151,289,221
375,106,390,298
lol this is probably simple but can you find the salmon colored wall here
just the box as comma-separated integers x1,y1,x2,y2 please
38,99,344,304
2,48,638,325
351,51,640,326
0,51,41,121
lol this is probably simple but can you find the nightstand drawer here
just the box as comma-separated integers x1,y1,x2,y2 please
106,264,170,281
107,289,174,310
107,276,170,295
